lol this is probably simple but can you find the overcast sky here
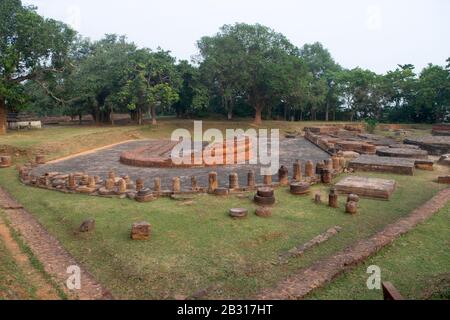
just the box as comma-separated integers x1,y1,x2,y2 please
26,0,450,74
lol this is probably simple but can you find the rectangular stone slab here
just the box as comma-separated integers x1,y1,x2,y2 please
335,176,397,200
349,155,415,175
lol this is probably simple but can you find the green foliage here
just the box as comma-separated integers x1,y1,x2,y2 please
0,0,75,120
365,118,378,133
1,3,448,125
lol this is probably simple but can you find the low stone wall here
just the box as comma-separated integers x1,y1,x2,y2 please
404,136,450,155
432,123,450,136
304,130,376,155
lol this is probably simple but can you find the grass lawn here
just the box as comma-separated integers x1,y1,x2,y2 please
0,165,447,299
0,121,447,299
0,228,40,300
308,202,450,300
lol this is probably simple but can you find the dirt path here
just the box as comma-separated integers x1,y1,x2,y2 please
0,187,113,300
256,187,450,300
0,219,60,299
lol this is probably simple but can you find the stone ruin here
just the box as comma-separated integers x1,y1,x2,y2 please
432,123,450,136
304,124,445,176
335,176,396,200
120,136,253,168
0,156,12,168
404,135,450,155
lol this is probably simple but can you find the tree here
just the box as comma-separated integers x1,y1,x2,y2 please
117,48,180,125
197,31,244,120
0,0,75,133
173,60,209,117
300,42,341,121
336,68,378,121
415,64,450,123
198,23,299,124
71,35,136,124
384,64,417,123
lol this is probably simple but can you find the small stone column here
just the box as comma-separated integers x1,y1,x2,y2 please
35,154,45,164
324,159,333,171
229,173,239,189
346,201,358,214
332,156,340,171
67,174,77,190
108,170,116,181
0,156,12,167
153,177,161,193
208,172,218,193
278,166,289,186
328,188,339,208
321,168,332,184
314,193,322,204
339,156,346,169
347,194,360,203
247,170,255,189
293,160,302,181
136,178,144,191
305,161,315,178
87,176,96,188
191,176,198,191
117,179,127,194
81,175,89,186
172,177,181,193
105,178,115,191
316,161,325,175
263,175,272,186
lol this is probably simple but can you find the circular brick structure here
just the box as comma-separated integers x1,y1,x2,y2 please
120,137,253,168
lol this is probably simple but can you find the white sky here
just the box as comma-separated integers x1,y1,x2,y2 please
25,0,450,74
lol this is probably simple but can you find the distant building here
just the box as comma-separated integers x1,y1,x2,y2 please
7,112,42,130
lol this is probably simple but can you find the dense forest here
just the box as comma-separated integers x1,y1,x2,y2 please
1,0,449,134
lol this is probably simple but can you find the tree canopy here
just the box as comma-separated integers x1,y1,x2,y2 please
0,0,75,133
1,2,449,133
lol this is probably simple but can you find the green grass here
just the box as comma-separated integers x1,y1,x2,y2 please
0,165,447,299
0,121,445,299
0,235,39,300
308,203,450,300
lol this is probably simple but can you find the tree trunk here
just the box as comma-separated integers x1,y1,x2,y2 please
78,114,82,125
254,103,263,125
110,104,114,125
94,105,100,126
0,96,6,134
227,98,233,120
325,101,329,121
151,105,157,125
138,107,143,125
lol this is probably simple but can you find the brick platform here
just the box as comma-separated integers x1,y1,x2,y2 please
404,135,450,155
349,155,415,175
376,147,429,159
335,176,397,200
